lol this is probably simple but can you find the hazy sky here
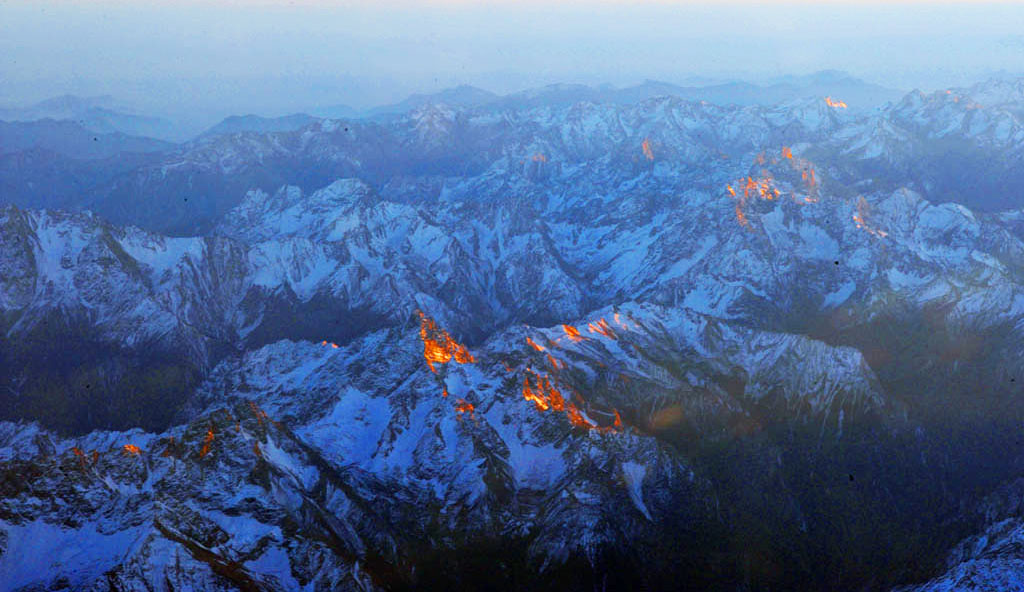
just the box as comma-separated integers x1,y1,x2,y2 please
2,0,1023,123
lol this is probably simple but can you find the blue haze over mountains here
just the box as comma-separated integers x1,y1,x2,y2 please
1,69,903,143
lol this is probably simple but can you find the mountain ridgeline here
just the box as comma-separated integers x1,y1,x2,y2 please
2,77,1024,591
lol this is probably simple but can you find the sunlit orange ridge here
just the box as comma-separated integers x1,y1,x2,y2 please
519,317,628,433
825,96,848,109
418,310,475,373
642,138,655,161
726,146,821,227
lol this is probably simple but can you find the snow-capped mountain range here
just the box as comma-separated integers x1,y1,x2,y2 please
2,77,1024,590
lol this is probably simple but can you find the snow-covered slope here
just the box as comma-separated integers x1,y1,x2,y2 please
3,77,1024,591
